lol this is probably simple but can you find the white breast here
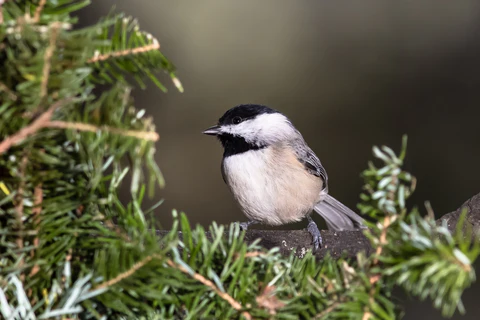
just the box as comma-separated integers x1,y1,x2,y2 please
222,146,322,225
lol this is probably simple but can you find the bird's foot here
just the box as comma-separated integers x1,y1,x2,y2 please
307,217,323,251
238,220,257,231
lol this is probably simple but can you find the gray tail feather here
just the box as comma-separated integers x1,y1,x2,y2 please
313,194,366,231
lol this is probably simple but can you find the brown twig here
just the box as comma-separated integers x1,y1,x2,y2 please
0,99,67,154
372,215,391,265
314,301,341,319
166,258,252,320
363,175,400,320
255,285,285,316
94,255,155,290
234,251,266,260
33,0,47,23
88,41,160,63
47,120,159,141
93,253,251,319
0,0,4,25
0,98,157,155
40,21,61,100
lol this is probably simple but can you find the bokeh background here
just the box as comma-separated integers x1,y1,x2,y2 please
78,1,480,319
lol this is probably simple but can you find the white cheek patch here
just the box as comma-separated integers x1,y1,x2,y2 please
221,113,295,145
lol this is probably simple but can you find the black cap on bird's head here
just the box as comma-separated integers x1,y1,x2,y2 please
202,104,278,136
203,104,297,156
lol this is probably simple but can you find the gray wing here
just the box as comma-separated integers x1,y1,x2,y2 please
292,141,366,231
293,144,328,191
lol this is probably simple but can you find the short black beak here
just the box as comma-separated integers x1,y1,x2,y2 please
202,125,221,136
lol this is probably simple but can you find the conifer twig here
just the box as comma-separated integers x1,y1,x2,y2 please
15,155,28,248
0,99,67,154
0,0,4,24
166,258,252,320
87,40,160,63
33,0,47,23
14,154,28,280
94,253,251,319
40,21,61,100
237,251,265,259
94,255,156,290
29,183,43,277
364,174,399,320
47,121,159,141
0,98,158,155
372,215,391,265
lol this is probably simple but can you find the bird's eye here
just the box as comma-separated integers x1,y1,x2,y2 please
232,116,243,124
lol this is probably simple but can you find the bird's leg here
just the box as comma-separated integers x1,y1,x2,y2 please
238,220,258,231
307,215,323,251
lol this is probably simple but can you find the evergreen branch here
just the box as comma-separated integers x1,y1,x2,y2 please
29,182,43,277
2,2,477,318
165,258,253,320
168,257,252,319
93,250,253,319
94,254,157,291
33,0,47,23
0,99,68,154
14,154,28,260
0,98,158,155
40,21,61,100
87,40,160,63
372,215,392,265
47,120,159,141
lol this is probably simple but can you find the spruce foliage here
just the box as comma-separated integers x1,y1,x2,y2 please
0,1,477,319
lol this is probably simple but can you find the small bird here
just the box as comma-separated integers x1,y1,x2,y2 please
203,104,365,250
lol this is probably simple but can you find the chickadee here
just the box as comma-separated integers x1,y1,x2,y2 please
203,104,365,250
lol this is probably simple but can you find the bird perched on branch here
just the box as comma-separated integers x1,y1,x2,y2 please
203,104,366,250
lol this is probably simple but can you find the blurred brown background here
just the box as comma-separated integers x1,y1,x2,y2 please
79,1,480,318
